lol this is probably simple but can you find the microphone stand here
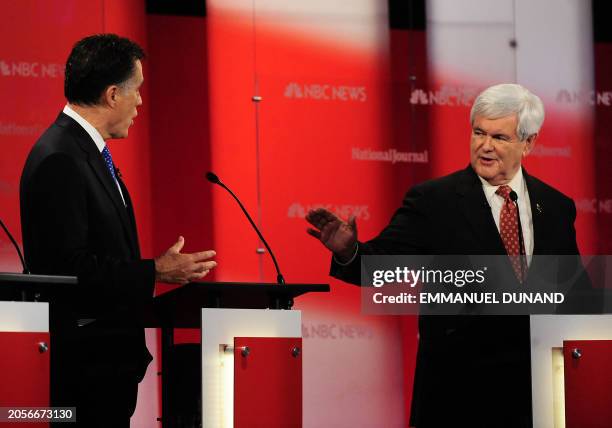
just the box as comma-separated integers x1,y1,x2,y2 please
0,217,29,274
206,172,285,285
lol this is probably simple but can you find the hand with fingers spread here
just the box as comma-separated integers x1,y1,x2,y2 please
154,236,217,284
305,208,358,262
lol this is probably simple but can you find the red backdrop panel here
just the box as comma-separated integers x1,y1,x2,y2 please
147,14,213,277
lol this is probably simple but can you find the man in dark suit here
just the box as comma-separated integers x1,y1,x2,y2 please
306,84,581,427
20,34,217,427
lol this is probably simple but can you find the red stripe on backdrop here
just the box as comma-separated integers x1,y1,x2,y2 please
389,27,430,426
206,8,261,283
147,13,212,346
206,3,407,426
147,15,213,278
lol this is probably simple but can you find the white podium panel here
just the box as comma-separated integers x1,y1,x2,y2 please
0,301,48,332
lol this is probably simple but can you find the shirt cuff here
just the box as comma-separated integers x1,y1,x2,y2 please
333,243,359,266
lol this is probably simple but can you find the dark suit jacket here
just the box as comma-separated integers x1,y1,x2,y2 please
20,112,154,403
331,165,580,427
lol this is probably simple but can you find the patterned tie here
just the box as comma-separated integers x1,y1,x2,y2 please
101,146,117,181
496,185,525,282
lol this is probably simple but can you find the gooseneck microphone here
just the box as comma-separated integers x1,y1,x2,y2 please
509,190,527,279
0,217,29,274
205,172,285,285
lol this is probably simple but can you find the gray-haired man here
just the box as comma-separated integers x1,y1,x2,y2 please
306,84,579,427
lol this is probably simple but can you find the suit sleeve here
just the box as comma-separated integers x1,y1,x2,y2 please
26,153,155,304
567,198,580,254
330,183,431,286
551,196,600,314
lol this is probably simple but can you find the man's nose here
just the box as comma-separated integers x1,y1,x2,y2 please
482,135,495,150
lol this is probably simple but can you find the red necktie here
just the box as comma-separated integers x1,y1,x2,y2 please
496,185,525,282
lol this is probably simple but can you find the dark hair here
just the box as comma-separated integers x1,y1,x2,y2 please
64,34,145,106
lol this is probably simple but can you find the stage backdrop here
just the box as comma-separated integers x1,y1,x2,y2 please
1,1,610,427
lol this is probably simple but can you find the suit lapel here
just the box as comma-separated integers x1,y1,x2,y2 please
117,175,141,258
523,168,546,255
56,113,139,257
456,166,506,254
87,156,140,257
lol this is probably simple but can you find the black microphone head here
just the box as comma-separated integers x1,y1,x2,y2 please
205,171,220,184
509,190,518,202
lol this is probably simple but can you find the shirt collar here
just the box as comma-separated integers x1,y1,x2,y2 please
63,104,106,153
478,168,526,201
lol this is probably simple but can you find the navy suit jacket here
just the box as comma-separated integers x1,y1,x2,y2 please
20,112,154,400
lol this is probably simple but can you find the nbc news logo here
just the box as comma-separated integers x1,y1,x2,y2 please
0,59,64,78
284,82,367,102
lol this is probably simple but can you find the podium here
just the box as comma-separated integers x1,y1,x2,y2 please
0,273,329,427
153,282,329,428
0,273,77,425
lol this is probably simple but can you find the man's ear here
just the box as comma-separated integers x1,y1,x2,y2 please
103,85,119,107
523,133,538,157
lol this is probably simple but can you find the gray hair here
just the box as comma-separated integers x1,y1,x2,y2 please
470,83,545,141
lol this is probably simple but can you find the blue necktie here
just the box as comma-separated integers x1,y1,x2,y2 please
101,146,117,181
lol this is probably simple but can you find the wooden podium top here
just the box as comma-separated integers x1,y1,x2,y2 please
0,272,76,301
153,282,330,327
0,272,77,285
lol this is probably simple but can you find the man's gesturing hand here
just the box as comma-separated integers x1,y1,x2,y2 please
154,236,217,284
305,208,358,262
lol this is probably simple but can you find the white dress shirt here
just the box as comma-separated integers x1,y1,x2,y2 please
478,168,534,264
62,105,125,205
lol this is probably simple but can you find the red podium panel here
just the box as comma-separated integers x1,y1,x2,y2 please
564,340,612,428
0,332,50,428
234,337,302,428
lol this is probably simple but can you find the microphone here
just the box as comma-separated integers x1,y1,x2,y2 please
0,217,29,274
205,171,285,285
205,171,220,184
509,190,527,279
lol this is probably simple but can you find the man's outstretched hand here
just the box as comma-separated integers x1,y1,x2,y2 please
305,208,358,262
155,236,217,284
